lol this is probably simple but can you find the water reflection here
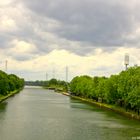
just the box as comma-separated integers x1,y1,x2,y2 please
70,97,140,129
70,97,104,112
0,102,8,112
0,88,140,140
0,102,8,122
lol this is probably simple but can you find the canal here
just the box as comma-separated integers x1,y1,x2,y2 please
0,86,140,140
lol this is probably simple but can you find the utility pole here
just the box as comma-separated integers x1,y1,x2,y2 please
5,60,8,72
0,61,2,70
124,53,129,70
52,68,55,79
66,66,70,93
46,72,48,81
66,66,68,82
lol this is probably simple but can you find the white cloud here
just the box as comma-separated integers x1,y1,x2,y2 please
0,0,13,6
4,40,39,61
0,0,140,81
10,40,37,53
0,16,17,31
4,47,139,81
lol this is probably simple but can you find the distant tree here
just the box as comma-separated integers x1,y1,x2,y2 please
48,79,58,86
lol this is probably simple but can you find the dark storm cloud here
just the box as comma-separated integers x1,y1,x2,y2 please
1,0,140,60
21,0,135,47
11,55,33,61
0,32,15,51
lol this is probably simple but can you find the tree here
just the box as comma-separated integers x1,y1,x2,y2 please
70,66,140,113
0,70,24,96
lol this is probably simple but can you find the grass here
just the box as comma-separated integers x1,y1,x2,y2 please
0,89,21,103
62,92,140,121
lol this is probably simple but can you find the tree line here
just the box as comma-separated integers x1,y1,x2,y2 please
25,80,47,86
70,66,140,115
0,70,24,96
25,79,68,91
47,78,69,92
24,66,140,114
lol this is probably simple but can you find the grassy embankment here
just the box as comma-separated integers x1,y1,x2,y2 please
62,92,140,121
0,89,22,103
43,85,67,92
43,85,140,120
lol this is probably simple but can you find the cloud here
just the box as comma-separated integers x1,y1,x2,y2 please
0,0,13,6
1,0,140,55
3,47,139,81
21,0,139,47
0,16,17,31
0,0,140,80
6,39,39,61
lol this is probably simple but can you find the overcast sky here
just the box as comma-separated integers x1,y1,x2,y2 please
0,0,140,81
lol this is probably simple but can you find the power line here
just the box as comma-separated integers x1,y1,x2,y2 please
66,66,68,82
52,68,55,79
46,72,48,81
5,60,8,72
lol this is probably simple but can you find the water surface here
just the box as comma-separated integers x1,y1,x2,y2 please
0,87,140,140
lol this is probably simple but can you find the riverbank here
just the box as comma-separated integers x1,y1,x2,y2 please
0,89,22,103
62,92,140,121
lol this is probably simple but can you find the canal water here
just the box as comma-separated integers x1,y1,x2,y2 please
0,86,140,140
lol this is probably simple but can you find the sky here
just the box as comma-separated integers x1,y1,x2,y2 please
0,0,140,81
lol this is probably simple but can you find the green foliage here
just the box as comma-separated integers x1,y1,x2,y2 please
46,79,68,91
25,80,46,86
127,87,140,109
0,70,24,95
70,75,93,97
104,75,119,104
26,79,69,92
0,71,10,95
70,66,140,114
48,78,58,86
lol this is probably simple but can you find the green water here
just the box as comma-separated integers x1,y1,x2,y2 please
0,87,140,140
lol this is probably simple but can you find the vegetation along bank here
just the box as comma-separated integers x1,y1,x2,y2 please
0,70,24,102
25,66,140,120
70,66,140,120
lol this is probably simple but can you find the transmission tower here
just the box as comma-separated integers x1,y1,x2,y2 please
66,66,68,82
124,53,129,70
5,60,8,72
